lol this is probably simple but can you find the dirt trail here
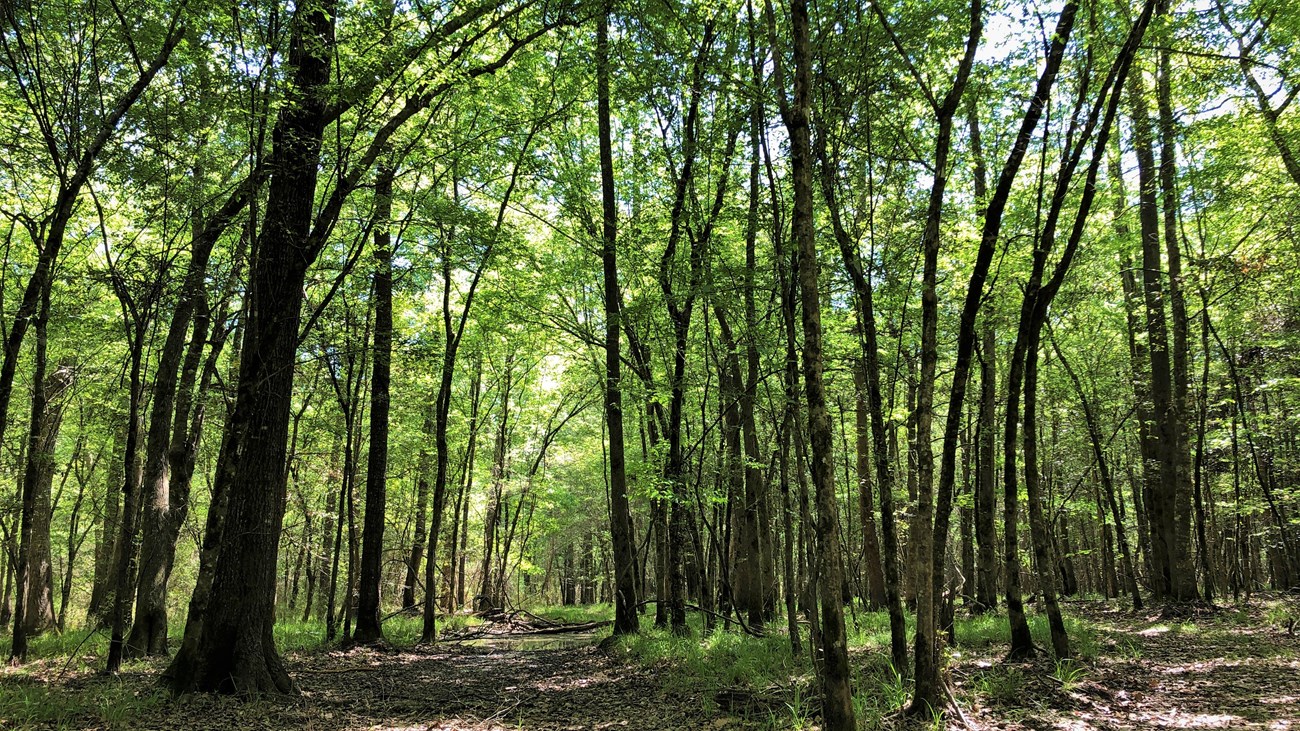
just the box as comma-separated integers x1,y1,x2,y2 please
153,643,725,731
11,602,1300,729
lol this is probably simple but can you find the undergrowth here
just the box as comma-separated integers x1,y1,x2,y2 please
0,601,1108,730
614,603,1102,729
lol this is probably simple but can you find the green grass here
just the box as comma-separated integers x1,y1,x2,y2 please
610,604,1103,727
973,665,1027,705
952,608,1099,660
0,679,169,730
612,615,809,724
1051,658,1088,690
521,602,615,624
0,626,112,663
0,601,1106,730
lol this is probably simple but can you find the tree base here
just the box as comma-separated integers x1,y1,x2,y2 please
1157,599,1217,620
166,629,296,696
124,613,170,659
1004,642,1039,662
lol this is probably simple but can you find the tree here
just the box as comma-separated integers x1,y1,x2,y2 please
597,0,639,638
354,162,396,645
786,0,855,725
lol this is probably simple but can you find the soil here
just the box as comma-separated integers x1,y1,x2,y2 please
134,642,724,731
6,599,1299,730
959,599,1300,731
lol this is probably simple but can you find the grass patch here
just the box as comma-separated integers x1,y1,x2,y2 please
613,604,1103,726
0,677,168,729
522,603,614,625
0,627,112,664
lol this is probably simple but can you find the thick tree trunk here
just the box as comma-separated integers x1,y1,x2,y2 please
168,317,243,679
1153,18,1198,602
1128,66,1184,602
165,0,337,694
9,300,60,661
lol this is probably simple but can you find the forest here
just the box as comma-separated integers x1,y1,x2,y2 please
0,0,1298,728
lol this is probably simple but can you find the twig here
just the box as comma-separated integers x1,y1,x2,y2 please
944,680,977,730
59,628,105,678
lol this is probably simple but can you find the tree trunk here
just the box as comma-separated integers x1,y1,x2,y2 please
127,166,255,657
9,296,61,661
355,162,395,645
87,425,126,625
477,355,514,612
165,0,338,694
1153,15,1198,602
969,99,999,613
1023,333,1070,658
1128,65,1185,602
854,360,887,608
788,0,854,725
597,0,638,636
106,315,150,672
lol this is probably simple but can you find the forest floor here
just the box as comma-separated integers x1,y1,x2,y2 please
1,597,1298,730
966,598,1300,731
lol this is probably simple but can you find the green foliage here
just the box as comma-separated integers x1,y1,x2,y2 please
1051,658,1088,691
973,666,1027,706
0,680,168,730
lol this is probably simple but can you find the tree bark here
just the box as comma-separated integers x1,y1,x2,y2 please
788,0,854,725
968,100,999,613
597,1,639,637
355,162,395,644
165,0,338,694
128,191,251,656
9,293,58,662
1128,63,1184,602
1153,9,1198,601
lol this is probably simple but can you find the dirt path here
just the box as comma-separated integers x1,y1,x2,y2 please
10,602,1299,729
152,643,726,731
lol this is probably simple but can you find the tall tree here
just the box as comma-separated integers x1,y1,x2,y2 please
787,0,854,725
354,161,396,644
597,0,640,638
